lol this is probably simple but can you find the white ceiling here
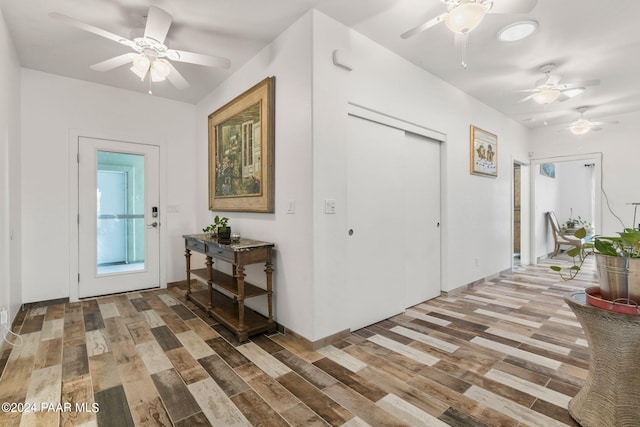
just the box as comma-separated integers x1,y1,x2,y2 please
2,0,639,130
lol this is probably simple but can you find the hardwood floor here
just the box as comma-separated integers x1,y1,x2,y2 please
0,257,596,426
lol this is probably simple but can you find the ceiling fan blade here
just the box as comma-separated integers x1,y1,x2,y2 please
582,79,600,87
168,49,230,69
557,92,570,102
49,12,132,46
561,79,601,90
167,63,190,89
400,13,447,39
519,94,535,102
90,53,136,72
144,6,172,45
489,0,537,14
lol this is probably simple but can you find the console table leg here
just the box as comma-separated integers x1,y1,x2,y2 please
184,247,192,296
265,259,274,323
236,264,246,330
237,264,246,329
205,256,213,309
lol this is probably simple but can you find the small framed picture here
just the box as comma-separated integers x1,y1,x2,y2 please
470,125,497,177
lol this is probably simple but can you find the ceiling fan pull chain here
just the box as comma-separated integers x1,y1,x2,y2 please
460,33,469,69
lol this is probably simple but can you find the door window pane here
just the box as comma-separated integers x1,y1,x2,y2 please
96,151,145,275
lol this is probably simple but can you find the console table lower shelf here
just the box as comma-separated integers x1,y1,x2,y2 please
187,288,275,342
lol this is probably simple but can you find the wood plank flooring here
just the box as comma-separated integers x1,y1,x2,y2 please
0,257,595,426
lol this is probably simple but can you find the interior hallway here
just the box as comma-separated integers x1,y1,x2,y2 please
0,256,595,426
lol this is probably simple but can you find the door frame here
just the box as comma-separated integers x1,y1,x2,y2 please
68,129,167,302
528,152,602,264
512,159,530,268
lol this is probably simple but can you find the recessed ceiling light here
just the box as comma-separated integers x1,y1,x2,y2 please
497,20,538,42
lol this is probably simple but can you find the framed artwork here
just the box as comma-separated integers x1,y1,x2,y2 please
470,125,497,177
208,77,275,212
540,163,556,178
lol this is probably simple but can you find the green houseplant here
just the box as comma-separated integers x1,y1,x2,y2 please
202,215,230,240
551,227,640,302
563,215,592,231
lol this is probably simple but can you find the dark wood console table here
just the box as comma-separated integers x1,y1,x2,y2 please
565,292,640,427
183,234,276,342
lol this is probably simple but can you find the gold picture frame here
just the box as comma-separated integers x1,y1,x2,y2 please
470,125,497,177
208,77,275,212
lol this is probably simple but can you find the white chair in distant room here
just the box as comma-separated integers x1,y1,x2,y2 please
547,211,582,257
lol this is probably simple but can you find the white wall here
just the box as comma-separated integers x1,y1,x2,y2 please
531,116,639,240
0,8,21,330
556,161,594,226
195,13,314,339
309,11,532,340
20,70,197,303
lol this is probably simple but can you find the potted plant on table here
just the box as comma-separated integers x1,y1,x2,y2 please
576,216,594,235
563,218,578,230
551,227,640,303
202,215,231,242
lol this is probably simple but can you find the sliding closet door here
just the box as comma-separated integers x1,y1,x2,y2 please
347,115,441,331
347,116,405,330
403,131,441,305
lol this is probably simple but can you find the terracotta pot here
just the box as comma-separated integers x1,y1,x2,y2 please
596,253,640,304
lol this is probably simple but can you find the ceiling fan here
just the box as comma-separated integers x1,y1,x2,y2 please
400,0,538,39
566,106,619,135
49,6,230,90
519,64,600,105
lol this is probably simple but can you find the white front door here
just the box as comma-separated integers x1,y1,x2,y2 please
78,137,160,298
347,115,441,331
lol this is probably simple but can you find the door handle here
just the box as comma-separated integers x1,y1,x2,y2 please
147,222,159,228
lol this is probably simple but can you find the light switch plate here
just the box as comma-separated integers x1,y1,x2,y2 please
325,199,336,214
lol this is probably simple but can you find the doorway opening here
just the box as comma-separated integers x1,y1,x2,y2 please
513,163,522,267
530,154,601,263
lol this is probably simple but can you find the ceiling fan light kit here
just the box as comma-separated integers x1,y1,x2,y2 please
532,87,560,104
151,59,171,82
445,2,488,34
570,119,593,135
130,54,151,79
